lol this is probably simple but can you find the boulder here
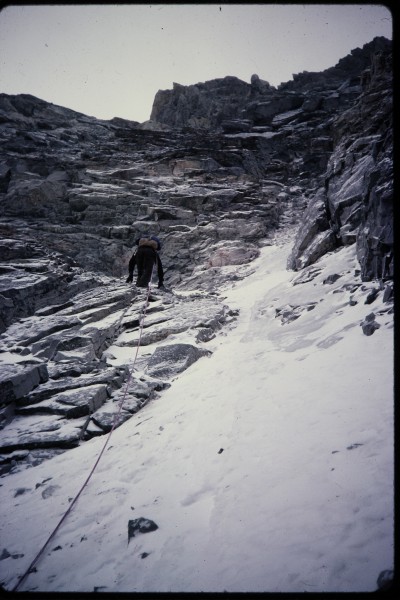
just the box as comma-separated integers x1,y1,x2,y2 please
360,312,381,336
128,518,158,543
146,343,211,379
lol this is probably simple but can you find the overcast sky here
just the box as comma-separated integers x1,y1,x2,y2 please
0,3,393,123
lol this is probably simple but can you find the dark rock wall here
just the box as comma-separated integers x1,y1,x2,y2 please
287,42,393,280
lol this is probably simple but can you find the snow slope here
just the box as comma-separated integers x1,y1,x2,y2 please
0,232,394,593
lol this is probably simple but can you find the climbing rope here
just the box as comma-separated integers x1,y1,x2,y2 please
12,269,155,592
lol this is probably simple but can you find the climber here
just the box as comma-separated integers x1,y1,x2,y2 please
126,235,164,288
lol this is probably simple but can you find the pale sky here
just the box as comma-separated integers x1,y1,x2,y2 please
0,3,393,123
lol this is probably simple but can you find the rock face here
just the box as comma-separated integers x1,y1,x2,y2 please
0,36,393,475
287,40,393,279
0,37,392,284
0,92,293,285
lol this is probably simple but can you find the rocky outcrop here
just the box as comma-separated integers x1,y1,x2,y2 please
287,41,392,279
150,76,252,129
150,38,389,132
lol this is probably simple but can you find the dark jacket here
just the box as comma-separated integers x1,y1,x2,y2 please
127,238,164,288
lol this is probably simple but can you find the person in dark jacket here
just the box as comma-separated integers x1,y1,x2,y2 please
126,237,164,288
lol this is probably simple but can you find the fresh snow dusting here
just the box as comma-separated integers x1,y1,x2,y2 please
0,232,394,593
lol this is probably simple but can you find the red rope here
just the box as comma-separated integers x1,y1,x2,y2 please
12,274,154,592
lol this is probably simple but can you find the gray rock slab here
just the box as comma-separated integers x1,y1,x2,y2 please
0,361,48,405
90,402,133,433
16,383,109,418
0,413,84,452
147,343,211,379
0,314,82,350
17,367,126,406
